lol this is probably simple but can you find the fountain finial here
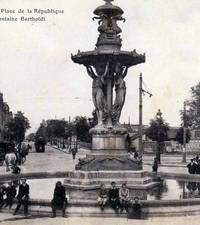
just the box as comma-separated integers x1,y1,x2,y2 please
103,0,114,4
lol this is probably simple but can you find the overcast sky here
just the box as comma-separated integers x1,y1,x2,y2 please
0,0,200,133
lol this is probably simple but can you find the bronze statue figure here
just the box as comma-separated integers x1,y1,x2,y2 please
86,62,109,126
112,62,129,125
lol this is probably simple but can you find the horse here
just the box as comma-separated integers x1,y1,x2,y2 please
5,152,17,172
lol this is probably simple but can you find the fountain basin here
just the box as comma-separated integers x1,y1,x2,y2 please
71,50,145,67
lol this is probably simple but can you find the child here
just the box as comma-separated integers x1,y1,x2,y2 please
97,184,108,210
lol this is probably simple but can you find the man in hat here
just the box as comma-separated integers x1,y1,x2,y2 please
13,178,29,216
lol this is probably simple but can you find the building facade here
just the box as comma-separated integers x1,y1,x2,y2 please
0,93,13,141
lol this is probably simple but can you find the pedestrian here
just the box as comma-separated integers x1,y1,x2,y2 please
152,157,158,173
128,197,142,219
196,160,200,175
51,181,67,217
97,183,108,210
16,143,22,165
119,183,129,213
108,181,120,213
134,151,139,160
187,159,197,174
4,181,16,209
0,186,5,208
195,155,199,164
71,148,77,160
20,142,28,163
13,178,29,216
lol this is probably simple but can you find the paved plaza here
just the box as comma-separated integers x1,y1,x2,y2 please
0,212,200,225
0,144,190,175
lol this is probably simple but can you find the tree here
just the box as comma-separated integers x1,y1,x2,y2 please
45,119,68,145
146,110,169,163
6,111,30,143
175,127,191,145
26,133,35,141
74,116,91,143
181,82,200,128
35,120,47,140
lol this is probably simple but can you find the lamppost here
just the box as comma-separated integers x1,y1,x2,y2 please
139,73,152,157
182,101,187,163
156,109,163,164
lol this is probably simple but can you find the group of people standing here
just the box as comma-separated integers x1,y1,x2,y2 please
98,182,142,218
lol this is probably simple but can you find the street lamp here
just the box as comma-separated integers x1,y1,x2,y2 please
139,73,152,158
182,101,188,163
156,109,163,164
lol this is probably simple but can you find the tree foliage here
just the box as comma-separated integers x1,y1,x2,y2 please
146,111,169,163
45,119,68,140
146,114,169,143
37,116,92,143
74,116,91,142
181,82,200,128
6,111,30,143
175,127,191,145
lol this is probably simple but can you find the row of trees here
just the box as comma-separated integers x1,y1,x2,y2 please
35,116,94,144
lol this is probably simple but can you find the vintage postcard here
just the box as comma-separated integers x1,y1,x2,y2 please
0,0,199,224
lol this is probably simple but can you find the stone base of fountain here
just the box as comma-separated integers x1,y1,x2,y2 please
75,154,142,171
90,126,127,151
63,170,158,200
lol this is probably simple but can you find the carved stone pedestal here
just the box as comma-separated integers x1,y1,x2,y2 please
75,154,142,171
90,126,127,150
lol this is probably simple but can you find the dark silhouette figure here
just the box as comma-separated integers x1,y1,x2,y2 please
152,157,158,173
108,182,120,213
128,197,142,219
4,182,16,209
0,186,5,208
13,178,29,216
51,181,67,217
187,159,197,174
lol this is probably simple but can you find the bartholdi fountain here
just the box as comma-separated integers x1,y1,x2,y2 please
64,0,158,200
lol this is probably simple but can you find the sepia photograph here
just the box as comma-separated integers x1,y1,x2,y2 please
0,0,200,224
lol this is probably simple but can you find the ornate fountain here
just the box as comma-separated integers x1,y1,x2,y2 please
65,0,157,200
71,0,145,171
